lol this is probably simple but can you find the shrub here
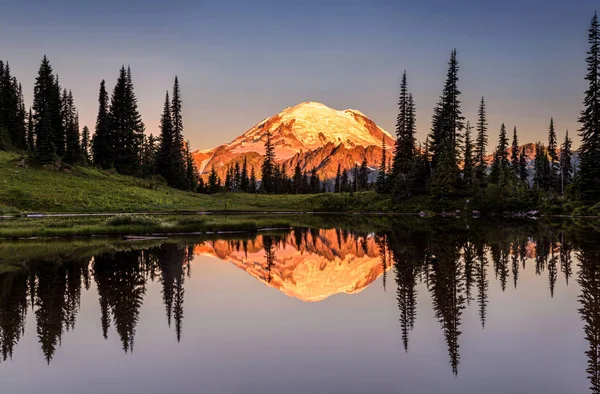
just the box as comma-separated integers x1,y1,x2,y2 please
106,214,160,226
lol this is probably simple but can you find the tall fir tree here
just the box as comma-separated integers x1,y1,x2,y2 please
533,142,551,190
463,121,475,187
108,66,145,175
358,158,369,191
560,130,574,195
170,76,187,189
430,49,464,195
240,157,249,192
475,96,489,184
63,90,81,165
489,123,509,185
510,126,520,177
249,166,257,193
578,12,600,202
375,136,388,193
33,56,61,163
157,91,173,183
334,163,341,193
92,80,111,169
548,117,559,190
261,130,275,193
81,126,91,164
27,108,35,152
184,140,199,191
519,146,529,185
391,72,416,192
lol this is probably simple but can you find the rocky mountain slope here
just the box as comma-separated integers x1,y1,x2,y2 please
193,102,395,181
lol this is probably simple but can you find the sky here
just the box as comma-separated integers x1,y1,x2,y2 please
0,0,597,151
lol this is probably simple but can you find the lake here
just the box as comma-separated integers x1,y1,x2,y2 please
0,217,597,393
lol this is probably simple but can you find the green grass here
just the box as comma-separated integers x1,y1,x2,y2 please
0,151,399,214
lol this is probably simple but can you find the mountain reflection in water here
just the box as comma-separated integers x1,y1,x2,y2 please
0,221,598,393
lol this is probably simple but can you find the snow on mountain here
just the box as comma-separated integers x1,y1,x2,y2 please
193,101,395,180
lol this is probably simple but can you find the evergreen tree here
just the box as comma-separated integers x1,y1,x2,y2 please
489,123,509,185
207,166,220,194
169,76,187,189
261,130,275,193
293,162,303,194
340,170,349,192
511,126,520,177
156,91,173,183
108,66,145,176
309,168,320,193
33,56,61,163
240,158,249,192
463,121,475,187
92,80,111,169
533,142,551,190
249,166,257,193
334,164,341,193
430,49,464,195
81,126,91,164
578,12,600,202
140,133,158,177
352,163,359,193
63,90,81,165
358,158,369,191
548,118,559,190
560,130,573,195
519,146,529,185
184,141,199,191
391,72,416,191
27,108,34,152
475,97,488,184
375,136,388,193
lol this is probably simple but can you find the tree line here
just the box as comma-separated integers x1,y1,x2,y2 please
373,49,576,207
0,56,199,191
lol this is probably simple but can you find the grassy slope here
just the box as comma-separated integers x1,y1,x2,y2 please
0,151,369,213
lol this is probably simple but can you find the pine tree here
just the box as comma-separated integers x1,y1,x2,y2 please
519,146,529,185
511,126,519,177
33,56,61,163
249,166,257,193
489,123,509,185
533,142,550,190
340,170,349,193
208,166,220,194
391,72,416,191
64,90,81,165
475,96,488,184
27,108,35,152
578,12,600,202
548,117,559,190
560,130,573,194
293,162,303,193
81,126,91,164
391,71,409,185
430,49,464,195
240,158,249,192
108,66,145,176
157,91,173,183
375,136,388,193
358,158,369,191
92,80,111,168
184,141,199,191
309,168,320,193
334,164,341,193
261,130,275,193
170,76,187,189
463,121,474,187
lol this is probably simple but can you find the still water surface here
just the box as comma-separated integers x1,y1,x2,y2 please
0,221,596,393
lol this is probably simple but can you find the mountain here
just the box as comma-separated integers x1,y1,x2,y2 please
193,102,395,181
194,229,391,302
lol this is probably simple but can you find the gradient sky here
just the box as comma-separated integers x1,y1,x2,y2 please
0,0,596,151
